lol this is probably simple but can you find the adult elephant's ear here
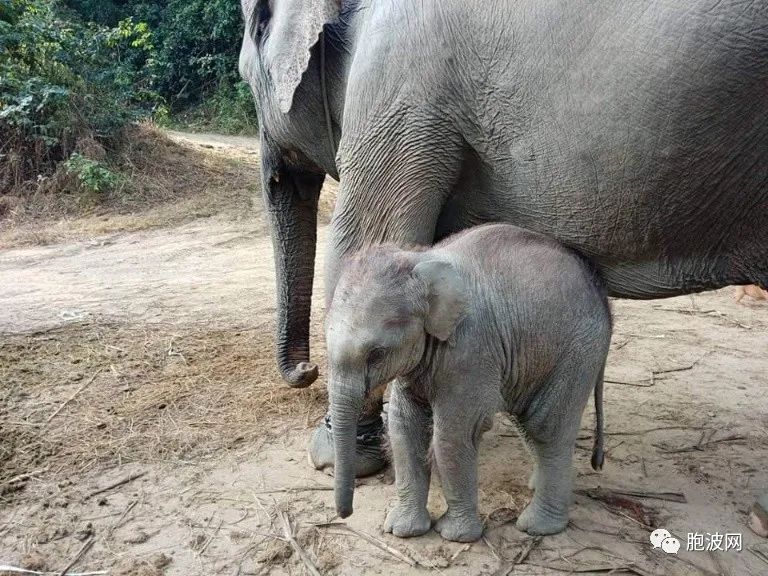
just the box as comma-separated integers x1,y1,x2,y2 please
249,0,340,114
412,261,469,342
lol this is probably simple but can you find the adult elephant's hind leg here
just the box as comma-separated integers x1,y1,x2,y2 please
310,109,468,478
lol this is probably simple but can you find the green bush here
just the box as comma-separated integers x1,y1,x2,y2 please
0,0,159,188
64,152,123,194
167,80,257,135
64,0,252,111
2,0,257,193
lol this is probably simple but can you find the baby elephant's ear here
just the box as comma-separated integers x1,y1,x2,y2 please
412,260,468,341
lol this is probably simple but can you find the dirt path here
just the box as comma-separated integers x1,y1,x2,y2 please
1,133,767,576
165,130,262,154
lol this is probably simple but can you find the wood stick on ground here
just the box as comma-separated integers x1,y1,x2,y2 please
517,560,653,575
500,536,542,575
483,536,502,563
85,471,146,499
704,310,752,330
0,467,48,488
46,368,104,424
106,499,138,538
315,522,418,567
577,487,687,504
279,511,322,576
604,425,705,437
748,545,768,567
604,378,655,388
653,354,708,375
58,536,95,576
253,486,333,494
198,518,223,557
0,566,106,575
654,434,747,454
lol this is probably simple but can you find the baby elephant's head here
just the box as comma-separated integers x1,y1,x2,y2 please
326,245,468,518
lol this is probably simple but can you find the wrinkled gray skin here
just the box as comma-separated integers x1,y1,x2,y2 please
239,0,768,485
325,224,612,541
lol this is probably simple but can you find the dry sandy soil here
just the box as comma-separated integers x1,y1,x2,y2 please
1,132,767,576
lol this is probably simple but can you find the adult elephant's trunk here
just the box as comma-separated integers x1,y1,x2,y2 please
263,154,325,388
331,380,366,518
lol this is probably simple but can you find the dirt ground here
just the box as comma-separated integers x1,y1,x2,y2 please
1,132,767,576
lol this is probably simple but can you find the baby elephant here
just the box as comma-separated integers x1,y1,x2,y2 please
326,224,611,541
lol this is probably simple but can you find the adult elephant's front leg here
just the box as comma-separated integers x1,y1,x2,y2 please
309,108,467,477
309,384,388,477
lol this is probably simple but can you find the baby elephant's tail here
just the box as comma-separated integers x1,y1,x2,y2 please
590,365,605,471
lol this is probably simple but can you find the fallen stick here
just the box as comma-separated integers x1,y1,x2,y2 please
518,560,653,575
279,511,321,576
315,522,418,567
0,567,106,576
604,425,705,437
604,378,655,388
85,471,146,499
652,307,716,315
0,467,48,488
577,487,687,504
704,310,752,330
578,490,657,527
198,518,223,556
653,434,747,454
749,545,768,567
501,536,541,574
254,486,333,494
46,368,104,424
58,536,94,576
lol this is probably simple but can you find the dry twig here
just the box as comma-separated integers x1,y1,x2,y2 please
497,536,542,575
58,536,94,576
748,544,768,567
46,368,104,424
85,471,146,499
253,486,333,494
653,434,746,454
518,561,653,575
577,487,687,504
0,467,48,488
0,567,106,575
315,521,418,567
279,511,322,576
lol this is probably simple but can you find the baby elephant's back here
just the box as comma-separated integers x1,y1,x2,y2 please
436,224,610,339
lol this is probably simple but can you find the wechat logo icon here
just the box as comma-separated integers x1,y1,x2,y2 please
650,528,680,554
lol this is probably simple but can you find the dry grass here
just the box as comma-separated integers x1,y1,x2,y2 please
0,322,328,492
0,123,263,248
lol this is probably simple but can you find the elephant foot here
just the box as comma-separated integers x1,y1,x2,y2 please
748,493,768,538
308,412,387,477
384,504,431,538
434,510,484,542
516,499,568,535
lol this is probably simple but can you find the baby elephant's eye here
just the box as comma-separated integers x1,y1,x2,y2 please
367,347,388,366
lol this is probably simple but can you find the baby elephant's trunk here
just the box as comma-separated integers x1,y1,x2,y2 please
590,366,605,471
330,383,366,518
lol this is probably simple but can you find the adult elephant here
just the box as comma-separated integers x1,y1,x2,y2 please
238,0,768,528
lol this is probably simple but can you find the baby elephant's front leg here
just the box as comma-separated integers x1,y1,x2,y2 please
432,399,491,542
383,383,432,537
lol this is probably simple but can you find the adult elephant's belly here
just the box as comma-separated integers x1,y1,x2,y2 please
447,123,768,300
440,0,768,299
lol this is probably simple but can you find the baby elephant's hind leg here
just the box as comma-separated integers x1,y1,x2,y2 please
516,360,598,535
